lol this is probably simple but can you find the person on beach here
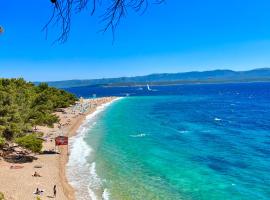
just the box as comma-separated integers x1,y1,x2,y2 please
32,171,41,177
35,188,40,195
34,188,44,195
53,185,57,197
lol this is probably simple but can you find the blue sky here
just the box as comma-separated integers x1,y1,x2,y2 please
1,0,270,81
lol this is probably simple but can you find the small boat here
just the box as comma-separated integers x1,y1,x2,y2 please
147,84,152,91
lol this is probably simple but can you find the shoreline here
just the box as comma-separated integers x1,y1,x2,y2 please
0,97,119,200
66,97,123,199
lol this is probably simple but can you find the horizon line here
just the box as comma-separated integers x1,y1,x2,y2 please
31,67,270,83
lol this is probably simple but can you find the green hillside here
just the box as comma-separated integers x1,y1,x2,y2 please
42,68,270,88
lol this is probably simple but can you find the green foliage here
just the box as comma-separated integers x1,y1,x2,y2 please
0,137,5,147
36,197,41,200
0,78,77,143
0,192,5,200
15,134,43,153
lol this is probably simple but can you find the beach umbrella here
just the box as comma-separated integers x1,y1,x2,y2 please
79,97,84,104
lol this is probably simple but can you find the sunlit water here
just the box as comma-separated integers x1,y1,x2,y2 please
67,83,270,200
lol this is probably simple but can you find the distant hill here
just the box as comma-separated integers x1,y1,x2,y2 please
42,68,270,88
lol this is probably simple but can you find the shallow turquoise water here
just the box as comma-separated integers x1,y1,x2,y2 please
76,84,270,200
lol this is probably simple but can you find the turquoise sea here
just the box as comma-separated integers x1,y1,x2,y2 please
67,83,270,200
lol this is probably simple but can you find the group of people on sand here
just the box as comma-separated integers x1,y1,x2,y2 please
34,185,56,198
34,188,44,195
71,100,91,115
32,172,57,198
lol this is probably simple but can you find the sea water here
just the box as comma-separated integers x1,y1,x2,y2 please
67,83,270,200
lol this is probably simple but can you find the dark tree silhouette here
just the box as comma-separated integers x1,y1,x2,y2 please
0,26,4,34
42,0,165,43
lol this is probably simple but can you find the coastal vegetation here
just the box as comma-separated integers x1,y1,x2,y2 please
15,134,43,153
0,192,4,200
0,78,77,152
0,137,5,147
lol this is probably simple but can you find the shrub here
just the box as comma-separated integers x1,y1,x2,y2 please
0,137,5,148
0,192,5,200
15,134,42,153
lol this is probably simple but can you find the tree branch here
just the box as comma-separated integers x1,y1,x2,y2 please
43,0,165,43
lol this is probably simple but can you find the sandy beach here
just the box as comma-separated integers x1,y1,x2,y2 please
0,97,117,200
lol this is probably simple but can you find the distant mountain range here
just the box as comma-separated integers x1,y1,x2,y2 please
43,68,270,88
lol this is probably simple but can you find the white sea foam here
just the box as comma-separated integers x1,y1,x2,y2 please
68,128,91,166
67,97,123,200
130,133,147,138
214,117,222,121
87,162,103,200
67,125,93,199
178,130,189,134
102,188,110,200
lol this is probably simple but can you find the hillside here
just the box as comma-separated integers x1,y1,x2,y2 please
43,68,270,88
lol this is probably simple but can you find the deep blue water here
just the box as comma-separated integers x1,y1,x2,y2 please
67,82,270,200
66,82,270,99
